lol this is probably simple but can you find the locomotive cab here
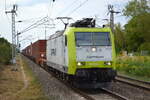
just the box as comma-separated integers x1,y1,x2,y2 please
74,31,116,87
65,18,117,88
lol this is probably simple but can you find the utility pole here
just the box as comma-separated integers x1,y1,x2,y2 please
16,32,21,52
108,5,120,33
5,4,18,70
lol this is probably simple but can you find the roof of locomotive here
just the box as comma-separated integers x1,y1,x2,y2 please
48,30,64,40
48,26,112,40
48,18,112,40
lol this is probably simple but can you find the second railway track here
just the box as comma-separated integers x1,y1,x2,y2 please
116,75,150,91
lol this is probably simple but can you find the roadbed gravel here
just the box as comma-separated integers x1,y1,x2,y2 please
107,81,150,100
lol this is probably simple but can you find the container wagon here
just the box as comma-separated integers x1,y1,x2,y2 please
22,40,46,65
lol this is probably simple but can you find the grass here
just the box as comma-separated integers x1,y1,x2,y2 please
0,63,3,71
116,56,150,82
14,56,49,100
0,65,24,98
0,55,49,100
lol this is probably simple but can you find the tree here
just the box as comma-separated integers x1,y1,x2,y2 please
123,0,150,17
123,0,150,54
114,23,126,52
0,38,12,64
125,12,150,53
123,0,150,52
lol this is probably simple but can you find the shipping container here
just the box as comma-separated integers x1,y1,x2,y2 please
22,40,46,65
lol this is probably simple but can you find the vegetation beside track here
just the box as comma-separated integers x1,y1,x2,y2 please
114,0,150,54
116,56,150,82
0,38,12,64
0,56,48,100
16,56,49,100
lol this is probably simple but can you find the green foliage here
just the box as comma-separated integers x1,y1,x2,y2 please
123,0,150,53
139,42,150,52
0,38,12,64
125,13,150,53
114,23,126,53
116,56,150,78
123,0,150,17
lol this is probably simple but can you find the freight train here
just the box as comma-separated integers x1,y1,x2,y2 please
22,18,117,88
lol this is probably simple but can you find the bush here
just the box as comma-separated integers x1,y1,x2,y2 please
116,56,150,78
0,38,12,64
138,42,150,54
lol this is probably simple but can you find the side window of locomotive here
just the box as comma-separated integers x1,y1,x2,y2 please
51,49,56,56
65,35,67,46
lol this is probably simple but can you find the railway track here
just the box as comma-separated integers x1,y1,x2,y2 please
44,67,94,100
44,66,128,100
101,88,128,100
71,88,129,100
63,82,129,100
116,75,150,91
70,86,129,100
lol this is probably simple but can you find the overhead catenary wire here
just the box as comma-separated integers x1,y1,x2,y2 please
16,17,45,23
23,21,55,33
47,0,53,17
19,17,48,33
66,0,89,16
55,0,80,17
49,2,54,18
21,21,47,34
17,0,55,36
18,16,55,34
15,0,55,41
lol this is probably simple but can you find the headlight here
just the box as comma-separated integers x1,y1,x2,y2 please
77,62,82,66
77,62,85,66
107,62,111,65
92,47,96,52
104,61,112,65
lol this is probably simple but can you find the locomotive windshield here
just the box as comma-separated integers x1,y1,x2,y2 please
75,32,111,46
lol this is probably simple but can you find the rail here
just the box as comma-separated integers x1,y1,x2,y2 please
101,88,128,100
116,75,150,91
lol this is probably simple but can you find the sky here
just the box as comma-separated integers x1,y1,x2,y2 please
0,0,131,49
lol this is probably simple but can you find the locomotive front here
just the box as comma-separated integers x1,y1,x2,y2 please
66,19,116,88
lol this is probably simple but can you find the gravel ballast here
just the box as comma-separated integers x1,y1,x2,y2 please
107,81,150,100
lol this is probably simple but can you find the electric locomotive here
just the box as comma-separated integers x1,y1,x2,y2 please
46,18,116,88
